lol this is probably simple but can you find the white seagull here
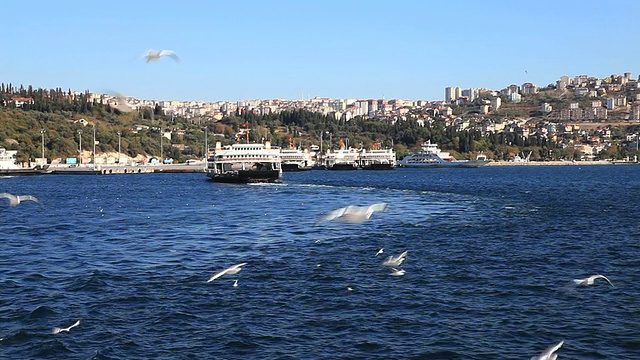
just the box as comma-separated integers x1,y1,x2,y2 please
112,94,135,113
143,49,180,63
0,193,40,207
52,320,81,334
317,203,388,224
389,268,405,276
375,248,384,257
382,250,408,267
573,274,614,287
531,340,564,360
207,263,247,283
233,279,238,287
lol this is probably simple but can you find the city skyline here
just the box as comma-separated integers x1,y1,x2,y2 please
2,0,640,102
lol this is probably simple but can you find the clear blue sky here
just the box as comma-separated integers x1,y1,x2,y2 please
2,0,639,102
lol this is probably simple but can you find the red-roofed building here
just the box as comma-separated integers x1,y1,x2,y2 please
10,97,34,108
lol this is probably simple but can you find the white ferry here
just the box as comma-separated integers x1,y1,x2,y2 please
280,147,315,172
0,148,21,170
206,141,282,183
397,141,489,168
358,148,396,170
324,148,360,170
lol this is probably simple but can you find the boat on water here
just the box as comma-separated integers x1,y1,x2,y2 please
358,148,396,170
324,139,359,170
397,141,489,168
280,147,315,172
206,141,282,183
324,148,360,170
0,148,48,176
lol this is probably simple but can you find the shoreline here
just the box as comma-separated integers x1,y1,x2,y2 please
485,160,638,166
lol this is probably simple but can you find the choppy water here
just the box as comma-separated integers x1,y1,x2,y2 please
1,166,640,359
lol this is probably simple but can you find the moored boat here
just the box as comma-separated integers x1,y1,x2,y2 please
206,141,282,183
397,141,489,168
358,148,396,170
280,148,314,172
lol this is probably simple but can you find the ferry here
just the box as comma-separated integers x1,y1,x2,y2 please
206,141,282,183
280,147,314,172
0,148,47,176
397,141,489,168
324,148,360,170
324,140,359,170
358,148,396,170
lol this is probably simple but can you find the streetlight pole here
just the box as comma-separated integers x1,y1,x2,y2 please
160,129,163,162
78,130,83,159
93,124,96,170
204,126,208,160
117,131,122,164
40,129,45,160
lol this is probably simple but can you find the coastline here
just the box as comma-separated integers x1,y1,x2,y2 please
485,160,637,166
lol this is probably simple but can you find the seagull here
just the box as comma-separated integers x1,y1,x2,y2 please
0,193,40,207
531,340,563,360
375,248,384,257
573,274,614,287
389,268,405,276
112,94,135,113
143,49,180,63
317,203,388,224
382,250,407,267
207,263,247,283
52,320,81,334
347,286,354,291
233,279,238,287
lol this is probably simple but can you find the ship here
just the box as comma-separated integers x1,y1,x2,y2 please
396,141,489,168
280,147,315,172
0,148,48,176
358,148,396,170
206,141,282,183
324,139,359,170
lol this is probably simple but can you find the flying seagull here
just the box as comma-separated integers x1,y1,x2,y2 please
52,320,81,334
111,94,135,113
382,250,407,267
207,263,247,283
531,340,563,360
573,274,614,287
375,248,384,257
233,279,238,287
0,193,40,207
143,49,180,63
317,203,388,224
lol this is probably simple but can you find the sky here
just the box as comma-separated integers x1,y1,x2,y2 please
2,0,640,102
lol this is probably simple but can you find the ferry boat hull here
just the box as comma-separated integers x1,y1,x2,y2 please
281,163,312,172
207,169,281,183
327,163,358,170
361,163,395,170
397,160,487,168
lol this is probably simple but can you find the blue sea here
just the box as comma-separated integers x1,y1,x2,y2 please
1,166,640,359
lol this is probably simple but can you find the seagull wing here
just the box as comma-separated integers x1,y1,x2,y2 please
536,340,564,359
230,262,247,270
368,203,388,213
19,195,39,204
0,193,12,199
159,50,180,61
70,320,81,328
317,207,347,223
596,275,614,287
207,268,229,282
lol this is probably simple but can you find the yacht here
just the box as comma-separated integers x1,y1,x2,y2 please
397,141,489,168
206,141,282,183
